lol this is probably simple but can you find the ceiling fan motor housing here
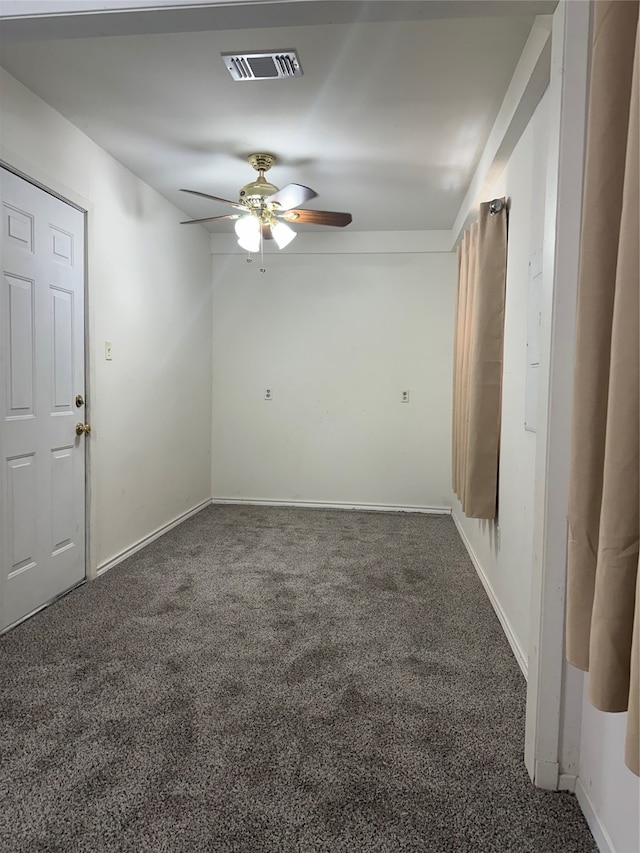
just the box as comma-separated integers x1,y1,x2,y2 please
239,175,279,205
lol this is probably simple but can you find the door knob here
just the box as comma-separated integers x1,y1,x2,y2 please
75,422,91,436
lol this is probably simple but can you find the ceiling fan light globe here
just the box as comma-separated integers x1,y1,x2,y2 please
235,214,260,238
235,215,261,252
237,234,261,253
272,221,296,249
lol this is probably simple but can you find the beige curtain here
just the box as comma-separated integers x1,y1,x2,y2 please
452,201,508,520
566,0,639,777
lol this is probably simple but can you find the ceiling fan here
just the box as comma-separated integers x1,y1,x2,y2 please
179,153,352,252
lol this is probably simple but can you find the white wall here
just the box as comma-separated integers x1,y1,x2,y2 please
0,68,213,573
452,90,550,669
211,245,456,509
578,685,640,853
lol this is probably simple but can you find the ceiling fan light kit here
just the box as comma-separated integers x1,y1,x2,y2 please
180,153,353,262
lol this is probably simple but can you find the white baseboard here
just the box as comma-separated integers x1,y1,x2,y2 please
533,759,560,790
451,512,528,679
96,499,211,577
575,778,616,853
95,498,451,578
558,773,577,793
211,497,452,515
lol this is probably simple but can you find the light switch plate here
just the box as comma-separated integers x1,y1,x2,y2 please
105,340,113,361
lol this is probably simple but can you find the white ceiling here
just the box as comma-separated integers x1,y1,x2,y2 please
0,1,556,232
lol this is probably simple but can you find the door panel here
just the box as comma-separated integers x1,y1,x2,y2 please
7,453,36,575
51,286,74,410
5,205,33,251
50,226,74,267
51,446,75,554
0,168,86,631
6,274,35,415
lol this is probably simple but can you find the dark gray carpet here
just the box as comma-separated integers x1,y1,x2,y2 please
0,505,596,852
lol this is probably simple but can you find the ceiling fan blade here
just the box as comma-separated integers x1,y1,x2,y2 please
180,188,246,211
261,222,273,240
269,183,318,211
180,214,241,225
283,209,352,227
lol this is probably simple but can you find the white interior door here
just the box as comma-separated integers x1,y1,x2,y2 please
0,167,86,631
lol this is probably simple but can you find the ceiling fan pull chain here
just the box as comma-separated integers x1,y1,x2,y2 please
260,228,266,273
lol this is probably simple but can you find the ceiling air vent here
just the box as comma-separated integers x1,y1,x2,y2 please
222,50,302,81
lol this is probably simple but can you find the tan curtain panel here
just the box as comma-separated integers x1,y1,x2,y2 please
452,201,508,520
566,0,640,777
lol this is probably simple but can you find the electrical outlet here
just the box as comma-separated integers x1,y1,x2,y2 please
264,388,272,401
105,340,113,361
401,390,410,403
